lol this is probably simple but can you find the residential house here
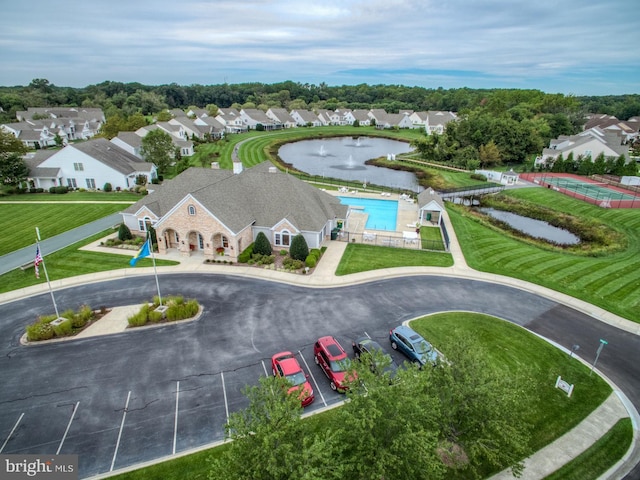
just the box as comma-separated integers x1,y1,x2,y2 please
373,112,413,130
240,109,282,130
316,109,340,126
121,162,348,262
584,114,639,143
414,111,458,134
535,128,629,167
191,116,226,139
266,108,297,128
216,108,247,134
1,122,57,149
24,138,156,190
135,124,195,158
351,109,372,126
290,109,322,127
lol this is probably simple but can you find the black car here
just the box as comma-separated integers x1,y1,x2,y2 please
352,336,398,377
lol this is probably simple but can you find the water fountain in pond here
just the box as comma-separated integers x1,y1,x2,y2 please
319,144,326,157
332,154,366,171
355,137,361,147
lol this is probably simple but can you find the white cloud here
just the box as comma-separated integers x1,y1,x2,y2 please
0,0,638,94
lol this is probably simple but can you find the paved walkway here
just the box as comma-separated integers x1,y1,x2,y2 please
2,209,639,479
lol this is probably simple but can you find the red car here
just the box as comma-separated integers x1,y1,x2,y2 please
271,351,315,407
313,336,354,392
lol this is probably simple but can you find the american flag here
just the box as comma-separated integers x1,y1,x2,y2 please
34,245,43,279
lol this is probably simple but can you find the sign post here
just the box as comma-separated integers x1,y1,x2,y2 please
590,339,608,376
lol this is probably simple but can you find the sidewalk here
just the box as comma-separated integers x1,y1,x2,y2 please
3,212,639,479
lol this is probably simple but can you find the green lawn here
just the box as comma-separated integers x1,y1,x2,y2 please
448,188,640,322
0,191,142,202
0,229,179,294
411,313,612,453
420,225,446,250
0,203,131,255
336,243,453,275
544,418,633,480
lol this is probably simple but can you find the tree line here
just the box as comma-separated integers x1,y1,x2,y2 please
2,78,639,122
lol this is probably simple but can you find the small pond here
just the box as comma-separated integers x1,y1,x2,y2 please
479,208,580,245
278,137,420,192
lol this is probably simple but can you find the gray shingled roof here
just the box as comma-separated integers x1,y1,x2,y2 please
72,138,153,174
126,163,347,233
418,188,445,209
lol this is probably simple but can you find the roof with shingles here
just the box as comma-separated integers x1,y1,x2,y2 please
125,163,348,233
71,138,154,174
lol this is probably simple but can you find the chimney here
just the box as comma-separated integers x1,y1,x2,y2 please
233,160,243,174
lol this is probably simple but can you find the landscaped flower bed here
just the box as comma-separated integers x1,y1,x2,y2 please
127,295,201,327
25,305,108,341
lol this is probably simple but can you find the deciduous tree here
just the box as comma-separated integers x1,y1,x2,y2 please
140,129,174,173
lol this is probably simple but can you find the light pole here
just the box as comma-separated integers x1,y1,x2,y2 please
590,339,608,376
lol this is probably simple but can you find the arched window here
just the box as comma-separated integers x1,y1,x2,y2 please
188,205,196,216
274,230,291,247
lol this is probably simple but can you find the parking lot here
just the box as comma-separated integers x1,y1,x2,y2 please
0,330,404,477
1,273,638,478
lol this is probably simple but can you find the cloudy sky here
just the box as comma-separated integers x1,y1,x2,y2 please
1,0,638,95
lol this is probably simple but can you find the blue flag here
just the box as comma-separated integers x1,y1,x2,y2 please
130,239,151,266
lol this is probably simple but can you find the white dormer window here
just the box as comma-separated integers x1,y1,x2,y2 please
188,205,196,215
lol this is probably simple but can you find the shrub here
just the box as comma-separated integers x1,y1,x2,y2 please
310,248,321,260
238,244,254,263
49,186,69,194
305,255,317,268
128,304,151,327
254,232,272,256
280,249,288,256
52,318,73,337
290,234,309,261
26,322,54,341
283,257,304,271
118,223,133,241
103,182,113,192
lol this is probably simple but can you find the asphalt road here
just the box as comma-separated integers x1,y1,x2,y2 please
0,274,638,478
0,213,122,275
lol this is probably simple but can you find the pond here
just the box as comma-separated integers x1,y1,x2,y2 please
479,208,580,245
278,137,420,192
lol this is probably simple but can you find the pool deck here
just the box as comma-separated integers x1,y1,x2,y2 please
327,189,421,234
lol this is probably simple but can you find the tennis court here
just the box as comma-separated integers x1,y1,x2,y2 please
521,173,640,208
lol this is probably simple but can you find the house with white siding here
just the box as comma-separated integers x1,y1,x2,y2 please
25,138,156,190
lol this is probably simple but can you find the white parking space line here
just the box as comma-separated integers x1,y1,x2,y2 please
0,412,24,453
298,350,327,407
261,360,269,377
220,372,229,421
110,391,131,472
364,331,371,338
173,381,179,455
56,402,79,455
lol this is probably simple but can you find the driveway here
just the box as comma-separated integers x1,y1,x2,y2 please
0,274,638,478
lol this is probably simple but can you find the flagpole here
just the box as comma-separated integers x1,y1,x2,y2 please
148,231,163,307
36,227,60,318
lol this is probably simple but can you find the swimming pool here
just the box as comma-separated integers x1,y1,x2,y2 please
338,196,398,231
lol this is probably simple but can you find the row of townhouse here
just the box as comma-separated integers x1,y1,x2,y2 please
1,107,104,149
535,114,640,168
110,107,458,161
168,107,458,135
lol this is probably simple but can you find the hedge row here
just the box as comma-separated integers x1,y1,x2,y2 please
127,295,200,327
